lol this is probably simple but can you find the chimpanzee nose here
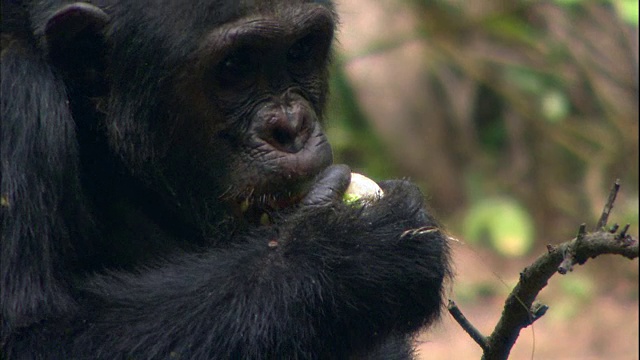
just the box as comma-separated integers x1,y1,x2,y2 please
256,103,312,153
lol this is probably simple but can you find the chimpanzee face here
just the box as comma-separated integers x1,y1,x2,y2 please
97,2,336,226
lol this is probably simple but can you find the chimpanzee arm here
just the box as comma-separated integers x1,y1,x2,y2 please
1,2,108,337
1,33,81,334
53,167,450,359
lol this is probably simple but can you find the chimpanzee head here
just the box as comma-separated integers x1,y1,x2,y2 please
45,1,336,231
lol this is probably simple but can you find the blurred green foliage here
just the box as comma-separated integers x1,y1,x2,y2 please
552,0,638,25
463,197,535,257
615,0,639,25
542,274,596,320
328,0,638,254
326,62,397,180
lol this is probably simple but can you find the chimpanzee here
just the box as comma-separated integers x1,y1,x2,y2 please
1,0,451,358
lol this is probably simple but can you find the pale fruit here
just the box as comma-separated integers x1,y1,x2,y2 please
343,173,383,204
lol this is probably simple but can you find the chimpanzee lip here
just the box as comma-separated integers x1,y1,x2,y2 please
224,164,320,225
229,187,308,226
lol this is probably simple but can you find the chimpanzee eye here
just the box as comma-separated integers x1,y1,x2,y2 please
288,36,314,63
216,47,257,86
288,33,326,68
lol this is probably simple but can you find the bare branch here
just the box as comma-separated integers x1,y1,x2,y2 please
618,224,630,240
596,179,620,230
480,230,638,360
558,224,587,274
449,180,639,360
448,300,489,350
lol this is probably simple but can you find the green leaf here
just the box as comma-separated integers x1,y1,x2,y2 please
552,0,584,5
615,0,639,25
504,66,545,94
541,89,570,123
483,15,538,45
463,197,535,257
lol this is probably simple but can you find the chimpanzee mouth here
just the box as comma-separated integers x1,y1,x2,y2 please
223,165,323,226
228,186,309,226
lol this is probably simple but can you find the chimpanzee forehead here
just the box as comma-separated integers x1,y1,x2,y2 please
202,0,335,26
108,0,332,24
207,4,333,39
104,0,336,78
109,0,335,42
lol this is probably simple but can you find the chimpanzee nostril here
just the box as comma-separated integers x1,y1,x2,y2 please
272,125,296,149
258,104,311,153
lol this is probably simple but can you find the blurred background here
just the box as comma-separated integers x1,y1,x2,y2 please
328,0,639,359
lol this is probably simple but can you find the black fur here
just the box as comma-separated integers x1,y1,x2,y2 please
1,1,451,359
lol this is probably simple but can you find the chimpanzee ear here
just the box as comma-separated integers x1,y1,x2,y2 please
45,2,109,47
45,3,110,93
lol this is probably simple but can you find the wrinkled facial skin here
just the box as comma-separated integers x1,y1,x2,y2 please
118,4,336,227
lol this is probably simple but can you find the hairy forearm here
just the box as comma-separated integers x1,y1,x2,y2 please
68,201,448,358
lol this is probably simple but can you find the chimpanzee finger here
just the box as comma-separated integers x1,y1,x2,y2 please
377,179,404,194
377,179,427,217
301,164,351,207
378,179,425,198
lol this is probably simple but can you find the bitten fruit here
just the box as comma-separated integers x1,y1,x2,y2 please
343,173,384,204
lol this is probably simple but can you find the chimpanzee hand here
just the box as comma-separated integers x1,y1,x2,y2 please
270,164,450,348
288,165,440,249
